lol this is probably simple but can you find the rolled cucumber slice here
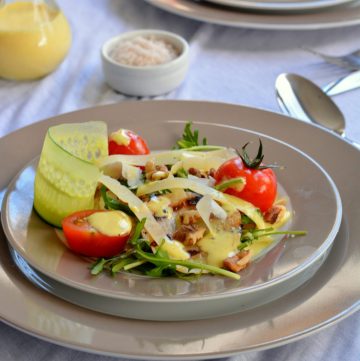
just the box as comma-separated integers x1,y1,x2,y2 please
34,121,108,227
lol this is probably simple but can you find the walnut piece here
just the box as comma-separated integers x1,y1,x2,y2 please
223,250,251,273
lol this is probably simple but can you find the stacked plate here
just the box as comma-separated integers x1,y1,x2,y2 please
1,101,358,359
145,0,360,30
1,106,342,322
203,0,354,12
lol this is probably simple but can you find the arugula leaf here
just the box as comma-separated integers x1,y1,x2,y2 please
90,258,107,275
175,122,207,149
239,227,307,250
129,218,147,245
241,214,253,225
90,217,240,280
134,243,240,280
100,185,134,216
175,167,188,178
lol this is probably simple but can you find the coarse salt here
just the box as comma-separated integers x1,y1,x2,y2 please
110,35,180,67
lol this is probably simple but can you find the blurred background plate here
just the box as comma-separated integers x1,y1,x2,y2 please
146,0,360,30
205,0,356,12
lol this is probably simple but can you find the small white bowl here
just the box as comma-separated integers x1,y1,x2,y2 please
101,29,189,96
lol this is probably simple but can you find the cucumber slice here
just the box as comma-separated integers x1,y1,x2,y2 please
34,121,108,227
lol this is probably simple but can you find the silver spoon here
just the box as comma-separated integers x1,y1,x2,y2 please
275,73,360,150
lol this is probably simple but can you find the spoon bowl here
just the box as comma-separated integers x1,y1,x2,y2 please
275,73,360,149
275,73,345,135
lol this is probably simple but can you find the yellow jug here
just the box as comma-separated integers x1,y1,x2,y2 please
0,0,72,80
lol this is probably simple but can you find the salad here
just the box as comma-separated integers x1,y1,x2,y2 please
33,121,305,280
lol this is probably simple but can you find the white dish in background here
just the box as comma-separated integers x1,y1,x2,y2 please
205,0,355,12
1,124,341,320
101,29,189,96
0,101,358,358
145,0,360,30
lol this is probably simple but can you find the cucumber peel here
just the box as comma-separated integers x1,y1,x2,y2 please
34,121,108,227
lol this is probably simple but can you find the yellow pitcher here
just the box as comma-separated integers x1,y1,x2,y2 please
0,0,71,80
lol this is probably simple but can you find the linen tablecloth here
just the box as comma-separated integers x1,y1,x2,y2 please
0,1,359,360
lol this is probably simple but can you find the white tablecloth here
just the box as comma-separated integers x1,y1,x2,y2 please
0,0,359,360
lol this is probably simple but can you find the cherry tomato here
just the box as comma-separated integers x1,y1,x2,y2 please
214,140,277,213
62,210,132,257
109,129,150,155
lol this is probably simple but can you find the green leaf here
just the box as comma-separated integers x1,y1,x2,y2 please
241,214,253,225
176,168,188,178
111,258,136,273
90,258,107,275
100,185,134,216
129,218,147,246
175,122,208,149
134,243,240,280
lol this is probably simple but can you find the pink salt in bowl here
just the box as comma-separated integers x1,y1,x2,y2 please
101,29,189,96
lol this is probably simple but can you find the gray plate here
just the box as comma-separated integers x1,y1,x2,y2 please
0,101,359,358
206,0,355,12
1,124,341,320
146,0,360,30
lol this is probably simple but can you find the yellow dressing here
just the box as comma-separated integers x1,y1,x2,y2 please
87,211,132,237
0,2,71,80
247,236,273,258
110,129,131,146
198,231,240,267
147,196,173,218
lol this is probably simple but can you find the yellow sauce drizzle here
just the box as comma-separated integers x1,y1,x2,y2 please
87,211,132,237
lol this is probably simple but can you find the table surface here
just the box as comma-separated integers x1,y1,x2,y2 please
0,0,359,360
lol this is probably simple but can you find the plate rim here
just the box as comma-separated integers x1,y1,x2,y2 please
205,0,355,12
1,124,342,303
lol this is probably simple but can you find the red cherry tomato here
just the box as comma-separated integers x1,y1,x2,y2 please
109,129,150,155
62,210,132,257
214,157,277,213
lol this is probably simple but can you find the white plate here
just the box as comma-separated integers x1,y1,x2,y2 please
206,0,355,12
1,124,341,320
0,101,359,358
146,0,360,30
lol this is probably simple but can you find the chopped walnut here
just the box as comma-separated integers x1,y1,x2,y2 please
188,167,215,179
223,250,251,273
208,168,216,178
145,160,169,181
171,192,201,210
264,204,286,224
178,209,201,225
145,159,156,175
173,224,206,246
188,167,202,178
224,210,242,231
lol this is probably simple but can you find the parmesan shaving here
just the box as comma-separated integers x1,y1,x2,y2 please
196,195,227,234
121,163,143,188
136,177,266,229
97,148,232,169
187,174,215,187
